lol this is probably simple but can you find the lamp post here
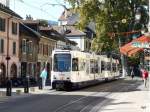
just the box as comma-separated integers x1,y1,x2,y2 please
0,68,2,74
24,39,30,93
6,16,13,96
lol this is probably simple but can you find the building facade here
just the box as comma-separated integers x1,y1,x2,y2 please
58,8,95,52
0,3,22,85
19,23,40,80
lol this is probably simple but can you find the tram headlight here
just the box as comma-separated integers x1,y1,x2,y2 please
67,77,70,80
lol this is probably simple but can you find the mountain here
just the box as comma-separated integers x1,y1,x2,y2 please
48,20,58,25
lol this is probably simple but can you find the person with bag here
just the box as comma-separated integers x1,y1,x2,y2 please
40,68,47,89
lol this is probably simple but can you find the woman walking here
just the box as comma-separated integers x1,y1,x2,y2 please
40,68,47,89
141,68,149,88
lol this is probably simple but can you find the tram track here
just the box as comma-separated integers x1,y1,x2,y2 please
51,80,123,112
51,78,141,112
0,78,142,112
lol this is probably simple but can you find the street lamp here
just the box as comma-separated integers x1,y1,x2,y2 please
24,39,30,93
0,68,2,74
6,16,13,96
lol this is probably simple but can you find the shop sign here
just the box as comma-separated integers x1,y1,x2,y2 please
131,42,150,48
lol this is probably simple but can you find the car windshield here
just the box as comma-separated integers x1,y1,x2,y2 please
53,54,71,72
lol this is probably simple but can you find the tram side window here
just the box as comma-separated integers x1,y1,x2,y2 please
95,61,98,73
90,60,95,73
85,60,90,74
79,60,85,71
72,58,79,71
112,63,116,72
106,62,111,70
101,61,105,72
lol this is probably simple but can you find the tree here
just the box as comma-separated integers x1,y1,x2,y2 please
65,0,148,53
38,19,49,27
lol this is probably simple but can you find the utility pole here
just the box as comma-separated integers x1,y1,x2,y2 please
6,16,12,96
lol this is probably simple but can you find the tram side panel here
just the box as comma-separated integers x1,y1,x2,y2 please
51,50,120,90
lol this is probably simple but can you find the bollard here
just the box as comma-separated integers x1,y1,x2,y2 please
38,78,43,90
6,79,12,96
24,77,29,93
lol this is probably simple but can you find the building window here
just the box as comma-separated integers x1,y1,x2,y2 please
43,44,45,55
12,22,17,35
49,45,52,55
12,42,16,55
38,43,43,54
0,17,5,32
0,39,4,53
46,44,48,56
28,41,33,53
22,39,26,53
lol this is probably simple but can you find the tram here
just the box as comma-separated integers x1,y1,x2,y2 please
51,49,120,90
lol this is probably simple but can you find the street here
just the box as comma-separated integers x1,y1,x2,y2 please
0,77,147,112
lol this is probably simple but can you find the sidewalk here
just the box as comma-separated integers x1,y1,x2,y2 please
0,86,52,97
98,76,150,112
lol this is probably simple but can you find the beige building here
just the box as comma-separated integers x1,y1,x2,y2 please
0,3,22,85
23,20,57,80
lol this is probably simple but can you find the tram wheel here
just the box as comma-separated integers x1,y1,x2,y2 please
105,78,108,82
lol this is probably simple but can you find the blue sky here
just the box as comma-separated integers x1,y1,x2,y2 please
10,0,70,21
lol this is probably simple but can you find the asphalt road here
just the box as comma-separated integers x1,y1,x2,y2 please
0,78,143,112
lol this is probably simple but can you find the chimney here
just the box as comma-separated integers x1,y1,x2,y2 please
0,0,9,7
6,0,9,7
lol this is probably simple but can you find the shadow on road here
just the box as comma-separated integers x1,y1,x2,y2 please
77,77,144,93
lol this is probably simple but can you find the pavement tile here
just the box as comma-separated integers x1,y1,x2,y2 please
98,77,150,112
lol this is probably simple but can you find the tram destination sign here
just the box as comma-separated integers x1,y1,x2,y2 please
131,42,150,48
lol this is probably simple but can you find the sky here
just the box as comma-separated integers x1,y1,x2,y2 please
9,0,70,21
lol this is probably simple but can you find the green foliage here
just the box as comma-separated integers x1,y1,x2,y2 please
66,0,148,53
128,55,140,65
38,19,48,27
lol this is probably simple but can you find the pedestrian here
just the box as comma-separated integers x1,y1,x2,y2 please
141,68,149,87
40,68,47,89
131,67,134,79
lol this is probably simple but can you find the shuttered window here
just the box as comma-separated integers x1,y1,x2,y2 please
13,42,16,55
22,39,26,53
12,22,17,34
0,17,5,31
0,39,4,53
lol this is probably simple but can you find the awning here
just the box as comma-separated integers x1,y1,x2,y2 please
133,35,150,42
120,35,150,56
120,42,143,56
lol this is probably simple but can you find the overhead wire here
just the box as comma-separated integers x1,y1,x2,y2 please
15,0,58,20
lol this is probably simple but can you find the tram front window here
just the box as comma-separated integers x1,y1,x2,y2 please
53,54,71,72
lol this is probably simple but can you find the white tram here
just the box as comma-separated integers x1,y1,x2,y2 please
51,49,120,90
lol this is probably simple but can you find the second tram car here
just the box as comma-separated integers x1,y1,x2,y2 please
51,49,119,90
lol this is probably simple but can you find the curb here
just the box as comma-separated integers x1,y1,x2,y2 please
0,91,6,97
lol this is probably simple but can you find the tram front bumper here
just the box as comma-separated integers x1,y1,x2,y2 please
52,80,72,89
